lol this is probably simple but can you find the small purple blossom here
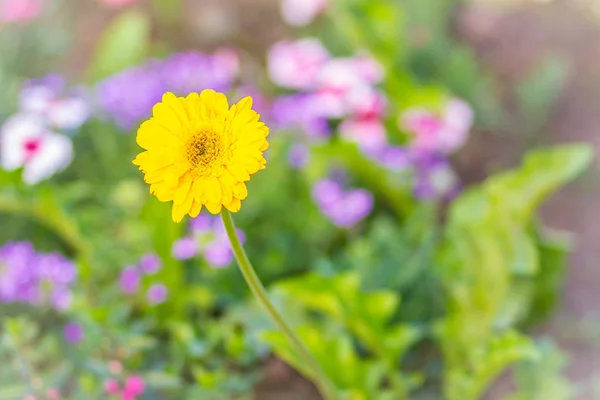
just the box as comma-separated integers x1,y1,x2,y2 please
412,153,460,201
288,142,310,170
119,266,141,294
97,50,239,130
172,237,199,260
146,283,169,305
162,48,239,95
312,179,374,227
180,215,244,268
63,322,84,344
372,145,411,171
96,61,165,130
189,214,214,234
139,253,161,275
0,242,76,310
271,94,331,140
204,240,234,268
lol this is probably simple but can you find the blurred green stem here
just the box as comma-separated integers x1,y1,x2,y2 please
221,210,338,400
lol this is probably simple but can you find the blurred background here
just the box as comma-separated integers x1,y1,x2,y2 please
0,0,598,399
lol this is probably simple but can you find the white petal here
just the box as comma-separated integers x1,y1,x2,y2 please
23,133,73,184
48,98,90,131
20,86,54,115
0,114,46,170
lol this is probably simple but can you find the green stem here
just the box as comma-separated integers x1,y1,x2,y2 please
220,210,338,400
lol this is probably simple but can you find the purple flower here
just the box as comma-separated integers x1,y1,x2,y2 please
372,145,411,171
63,322,84,344
146,283,169,305
119,266,141,294
204,240,234,268
176,215,243,268
0,242,76,310
162,49,238,95
172,237,199,260
97,49,239,130
96,61,165,130
271,94,331,140
139,253,161,275
312,179,373,227
190,214,214,234
288,142,310,170
412,153,460,201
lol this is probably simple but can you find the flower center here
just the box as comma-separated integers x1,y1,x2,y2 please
23,138,42,162
186,129,224,173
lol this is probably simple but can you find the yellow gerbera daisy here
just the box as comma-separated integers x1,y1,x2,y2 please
133,90,269,222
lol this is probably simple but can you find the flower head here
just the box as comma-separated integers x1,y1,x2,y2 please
400,98,473,155
267,39,329,90
0,242,76,310
63,322,84,344
146,283,168,305
0,0,42,23
133,90,269,222
119,266,141,294
0,114,73,184
312,179,373,228
280,0,328,26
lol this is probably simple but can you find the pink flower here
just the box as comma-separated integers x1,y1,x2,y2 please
313,55,384,119
124,376,145,396
268,39,330,90
347,87,387,119
280,0,328,26
0,0,42,23
45,388,60,400
339,118,387,152
400,98,473,154
98,0,138,8
0,114,73,184
104,379,121,394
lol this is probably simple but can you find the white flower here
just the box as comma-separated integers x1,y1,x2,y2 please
280,0,328,26
20,79,90,132
0,114,73,184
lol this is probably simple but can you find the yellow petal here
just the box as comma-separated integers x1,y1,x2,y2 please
224,197,241,213
218,172,235,205
226,165,250,181
233,182,248,200
205,202,222,214
173,177,193,205
205,177,222,204
172,202,188,223
189,201,202,218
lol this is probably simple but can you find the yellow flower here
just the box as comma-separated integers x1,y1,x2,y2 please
133,90,269,222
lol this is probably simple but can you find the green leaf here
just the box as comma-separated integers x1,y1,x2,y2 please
444,331,539,400
87,10,150,81
507,340,573,400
